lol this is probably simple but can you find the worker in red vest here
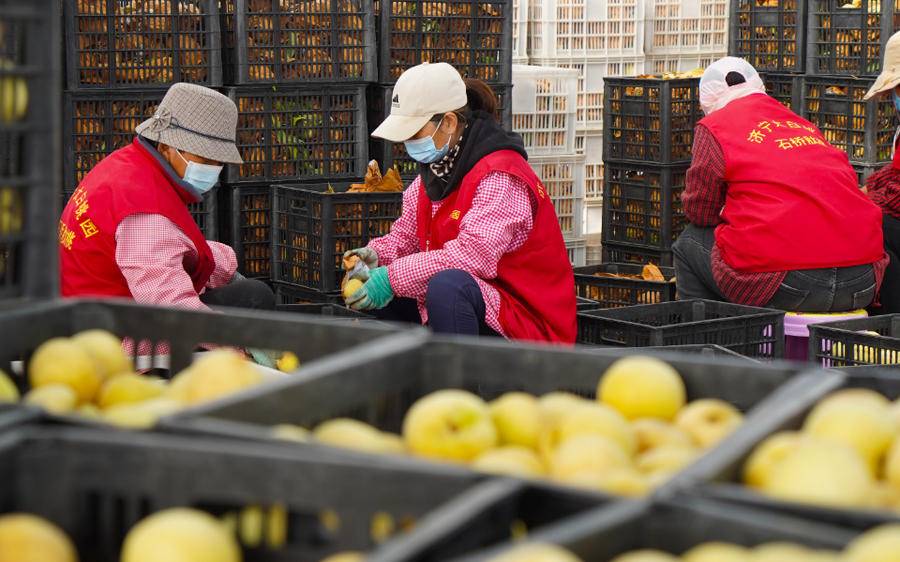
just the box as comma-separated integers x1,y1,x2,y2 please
344,62,576,343
864,30,900,313
674,57,888,312
59,83,274,312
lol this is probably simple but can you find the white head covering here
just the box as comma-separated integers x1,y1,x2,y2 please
699,57,767,115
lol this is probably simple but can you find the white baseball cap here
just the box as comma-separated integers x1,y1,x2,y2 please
371,62,468,142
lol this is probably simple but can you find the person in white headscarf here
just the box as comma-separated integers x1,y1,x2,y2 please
672,57,887,312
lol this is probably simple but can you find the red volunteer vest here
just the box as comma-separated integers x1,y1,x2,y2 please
59,138,215,298
701,94,884,272
416,150,577,344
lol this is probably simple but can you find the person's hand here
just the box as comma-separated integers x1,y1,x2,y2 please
343,247,378,270
346,267,394,311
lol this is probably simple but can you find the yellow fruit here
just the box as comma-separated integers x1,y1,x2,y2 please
28,337,102,404
276,352,300,373
320,553,363,562
267,504,287,549
817,389,890,411
0,369,19,402
570,467,650,497
888,399,900,430
76,403,102,420
541,403,637,461
751,542,813,562
804,398,896,475
96,373,165,410
121,508,241,562
631,419,693,454
538,392,590,427
0,513,78,562
24,384,77,414
636,445,699,476
239,506,264,548
472,446,545,478
884,436,900,490
683,542,750,562
313,418,404,455
549,434,631,481
170,350,263,406
487,543,584,562
102,398,182,429
71,330,131,380
743,432,802,489
343,279,364,300
490,392,541,449
271,424,311,442
675,399,744,449
609,550,680,562
868,483,900,511
762,438,874,508
598,356,686,421
403,390,497,463
845,524,900,562
0,187,23,235
0,60,29,124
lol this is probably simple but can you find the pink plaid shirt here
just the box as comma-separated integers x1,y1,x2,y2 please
115,213,237,311
368,172,536,336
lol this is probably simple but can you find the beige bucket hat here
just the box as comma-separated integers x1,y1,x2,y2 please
865,30,900,100
372,62,468,142
136,83,243,164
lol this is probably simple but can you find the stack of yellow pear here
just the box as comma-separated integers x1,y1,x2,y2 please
1,330,273,429
273,356,745,496
486,524,900,562
743,388,900,511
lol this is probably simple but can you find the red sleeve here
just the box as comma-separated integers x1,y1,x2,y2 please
682,124,728,227
865,163,900,218
366,177,421,266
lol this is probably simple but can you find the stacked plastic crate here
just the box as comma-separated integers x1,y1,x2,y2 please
643,0,728,73
512,64,585,265
61,0,222,238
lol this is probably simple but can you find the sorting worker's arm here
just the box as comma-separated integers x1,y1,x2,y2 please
682,124,728,227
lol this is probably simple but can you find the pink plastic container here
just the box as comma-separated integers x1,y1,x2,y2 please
784,310,868,361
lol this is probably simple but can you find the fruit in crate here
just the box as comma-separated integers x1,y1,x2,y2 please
271,356,745,496
0,60,29,124
487,543,584,562
121,508,241,562
0,369,19,402
348,160,404,193
0,513,78,562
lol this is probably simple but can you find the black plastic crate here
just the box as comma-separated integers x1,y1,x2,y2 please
272,183,403,292
368,83,512,180
375,0,512,84
275,302,370,320
230,182,273,278
274,281,346,306
444,498,858,561
807,0,899,76
802,76,897,165
687,371,900,530
221,0,376,84
761,72,803,112
602,243,675,268
62,0,222,90
603,77,702,165
0,426,486,562
808,314,900,368
854,161,884,187
578,299,786,359
167,336,819,499
0,0,62,302
226,84,368,184
602,162,688,250
730,0,806,73
574,264,676,309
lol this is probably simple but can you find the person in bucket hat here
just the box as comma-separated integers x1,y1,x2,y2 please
342,62,577,343
672,57,887,312
59,83,274,313
862,31,900,312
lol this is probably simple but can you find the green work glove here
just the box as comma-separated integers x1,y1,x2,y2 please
344,247,379,270
346,266,394,311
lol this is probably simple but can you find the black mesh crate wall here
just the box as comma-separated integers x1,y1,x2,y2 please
62,0,222,90
602,162,688,251
762,72,803,113
603,77,703,165
802,75,897,165
730,0,806,72
574,264,677,309
221,0,376,84
368,83,511,180
229,182,273,279
272,182,403,293
226,84,368,184
375,0,512,84
807,0,900,76
1,0,62,301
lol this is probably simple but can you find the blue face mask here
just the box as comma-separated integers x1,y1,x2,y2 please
404,118,450,164
176,149,223,194
893,91,900,113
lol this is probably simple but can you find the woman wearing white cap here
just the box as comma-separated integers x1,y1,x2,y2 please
59,83,274,312
864,30,900,312
673,57,887,312
344,62,576,343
